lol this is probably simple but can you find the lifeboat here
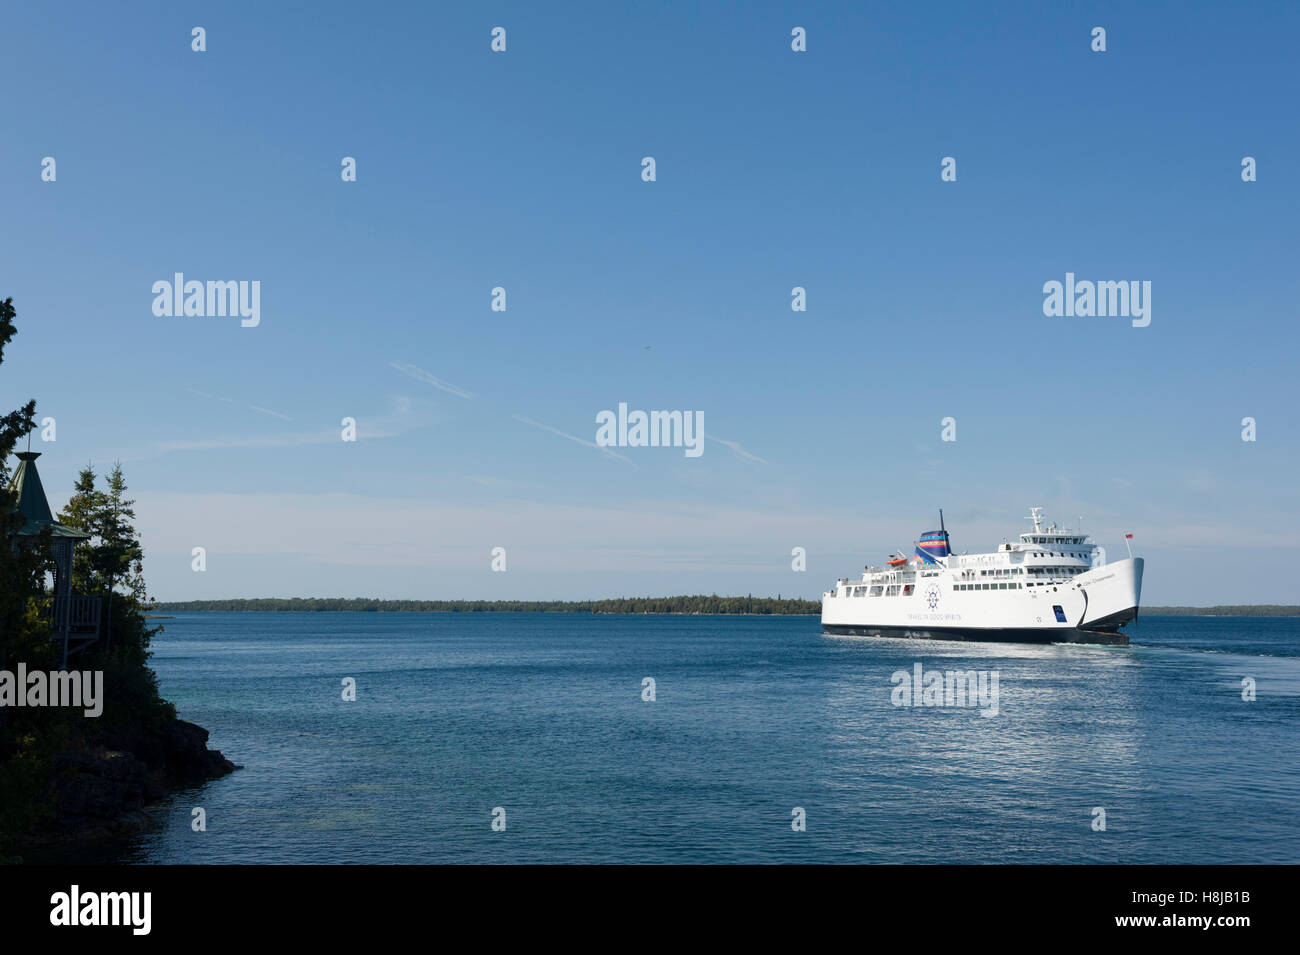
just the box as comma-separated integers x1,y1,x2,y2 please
886,555,908,567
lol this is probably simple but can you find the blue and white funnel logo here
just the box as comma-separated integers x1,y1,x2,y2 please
925,584,941,610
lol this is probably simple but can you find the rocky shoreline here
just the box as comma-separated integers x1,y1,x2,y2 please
13,719,239,854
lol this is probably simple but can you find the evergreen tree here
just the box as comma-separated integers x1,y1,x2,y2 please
60,465,103,593
57,463,152,657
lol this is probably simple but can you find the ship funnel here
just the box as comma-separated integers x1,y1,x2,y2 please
915,528,952,564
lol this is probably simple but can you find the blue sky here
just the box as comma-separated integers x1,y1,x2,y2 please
2,1,1297,603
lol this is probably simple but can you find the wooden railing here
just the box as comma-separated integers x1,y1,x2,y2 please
44,594,103,635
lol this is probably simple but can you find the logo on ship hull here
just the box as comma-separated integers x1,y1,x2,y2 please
925,584,941,610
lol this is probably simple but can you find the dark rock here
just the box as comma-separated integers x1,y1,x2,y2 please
19,717,238,850
159,719,238,785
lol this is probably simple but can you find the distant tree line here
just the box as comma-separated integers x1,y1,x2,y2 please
153,595,822,615
1143,605,1299,617
151,598,1299,617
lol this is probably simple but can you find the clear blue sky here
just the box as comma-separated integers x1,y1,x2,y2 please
2,1,1297,603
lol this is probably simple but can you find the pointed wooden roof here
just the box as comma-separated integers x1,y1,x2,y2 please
7,451,90,539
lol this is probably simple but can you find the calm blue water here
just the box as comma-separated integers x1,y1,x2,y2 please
109,613,1300,864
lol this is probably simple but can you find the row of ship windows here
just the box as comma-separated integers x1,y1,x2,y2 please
847,585,915,597
967,567,1083,578
843,580,1069,597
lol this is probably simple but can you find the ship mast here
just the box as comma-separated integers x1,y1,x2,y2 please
1028,506,1044,534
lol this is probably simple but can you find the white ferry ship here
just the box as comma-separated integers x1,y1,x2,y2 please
821,508,1143,645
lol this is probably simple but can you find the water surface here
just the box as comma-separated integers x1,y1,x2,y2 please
101,613,1300,863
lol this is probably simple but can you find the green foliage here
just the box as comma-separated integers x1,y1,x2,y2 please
0,729,59,843
59,462,147,611
52,464,171,725
153,595,823,615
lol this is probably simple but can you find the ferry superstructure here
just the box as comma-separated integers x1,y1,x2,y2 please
821,508,1143,645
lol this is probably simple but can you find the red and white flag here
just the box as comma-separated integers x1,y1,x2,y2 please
1125,533,1134,539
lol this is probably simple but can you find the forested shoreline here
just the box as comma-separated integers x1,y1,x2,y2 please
153,596,823,615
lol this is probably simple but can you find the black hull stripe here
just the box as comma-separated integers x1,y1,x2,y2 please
822,623,1129,646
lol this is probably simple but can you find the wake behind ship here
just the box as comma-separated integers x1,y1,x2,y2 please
821,508,1143,646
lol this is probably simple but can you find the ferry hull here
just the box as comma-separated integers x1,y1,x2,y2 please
822,556,1142,648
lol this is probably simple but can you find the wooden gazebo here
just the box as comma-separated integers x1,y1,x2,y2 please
7,451,102,666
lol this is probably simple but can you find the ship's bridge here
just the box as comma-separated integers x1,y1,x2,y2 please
945,507,1103,586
